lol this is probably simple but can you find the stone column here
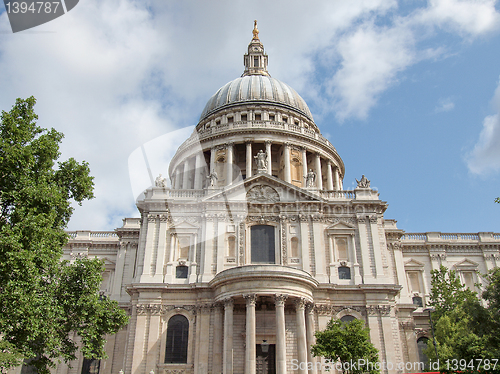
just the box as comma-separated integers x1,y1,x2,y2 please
226,142,234,185
140,214,156,281
368,215,385,280
244,294,257,374
328,235,337,283
301,147,308,187
315,153,323,190
194,153,203,189
305,303,317,374
284,143,291,183
213,303,224,374
210,147,216,174
295,298,308,374
326,161,334,190
174,166,181,189
246,141,253,178
351,235,362,284
182,159,190,189
112,243,127,298
334,167,341,190
153,215,168,282
197,305,211,374
223,298,234,374
275,294,288,374
265,140,272,175
202,215,214,282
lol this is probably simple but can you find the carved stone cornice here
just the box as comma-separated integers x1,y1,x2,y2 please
136,304,196,316
366,305,391,316
399,321,415,331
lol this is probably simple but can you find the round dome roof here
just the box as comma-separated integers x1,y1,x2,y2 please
199,75,313,122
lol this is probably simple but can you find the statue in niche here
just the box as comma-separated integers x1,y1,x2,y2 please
206,170,218,187
155,174,166,188
305,169,316,188
254,150,267,172
356,175,370,188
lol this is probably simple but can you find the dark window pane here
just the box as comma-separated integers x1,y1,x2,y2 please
176,265,188,278
340,315,356,323
251,225,275,264
81,359,100,374
417,337,429,369
413,296,423,307
165,315,189,363
338,266,351,279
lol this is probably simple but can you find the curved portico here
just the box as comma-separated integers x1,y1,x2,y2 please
210,265,317,374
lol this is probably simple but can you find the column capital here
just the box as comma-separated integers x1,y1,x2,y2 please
243,294,257,306
226,141,234,148
293,297,307,310
245,139,253,145
305,302,315,314
265,140,273,145
274,294,288,307
224,297,234,309
284,142,291,147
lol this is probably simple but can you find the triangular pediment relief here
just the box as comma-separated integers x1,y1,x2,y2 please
404,258,425,269
170,220,199,230
326,221,356,231
202,174,322,203
453,258,479,269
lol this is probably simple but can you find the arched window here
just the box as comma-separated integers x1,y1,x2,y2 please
165,315,189,363
251,225,275,264
340,315,356,323
417,337,429,369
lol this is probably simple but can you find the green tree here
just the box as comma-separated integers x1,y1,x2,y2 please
425,266,500,372
312,318,380,374
0,97,128,374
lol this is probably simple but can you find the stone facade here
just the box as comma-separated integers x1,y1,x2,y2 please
12,22,500,374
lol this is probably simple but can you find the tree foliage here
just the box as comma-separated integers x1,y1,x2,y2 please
0,97,128,374
312,318,380,374
425,265,500,372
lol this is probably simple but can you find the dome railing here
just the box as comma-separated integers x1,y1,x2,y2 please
185,119,335,152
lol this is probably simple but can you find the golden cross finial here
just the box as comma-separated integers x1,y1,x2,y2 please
253,20,259,39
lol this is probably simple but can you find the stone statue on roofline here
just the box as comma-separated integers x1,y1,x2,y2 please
254,149,267,172
206,170,218,188
155,174,166,188
305,169,316,188
356,175,370,188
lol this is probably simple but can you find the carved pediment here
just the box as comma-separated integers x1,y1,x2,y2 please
404,258,425,270
453,258,479,270
202,174,322,203
326,220,356,234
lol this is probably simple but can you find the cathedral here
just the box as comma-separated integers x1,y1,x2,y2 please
18,22,500,374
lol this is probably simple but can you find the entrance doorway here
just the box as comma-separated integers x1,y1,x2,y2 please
256,344,276,374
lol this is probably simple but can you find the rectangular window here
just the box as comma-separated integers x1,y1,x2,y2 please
335,238,348,261
251,225,275,264
241,114,247,122
254,57,259,67
255,114,261,121
269,114,275,121
463,272,475,289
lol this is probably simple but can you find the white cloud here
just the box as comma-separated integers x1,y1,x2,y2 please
328,22,416,121
435,97,455,112
416,0,500,36
467,78,500,174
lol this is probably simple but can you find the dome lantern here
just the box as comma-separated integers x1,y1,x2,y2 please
242,20,269,77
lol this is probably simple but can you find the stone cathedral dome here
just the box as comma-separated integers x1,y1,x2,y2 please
168,20,344,191
199,75,314,122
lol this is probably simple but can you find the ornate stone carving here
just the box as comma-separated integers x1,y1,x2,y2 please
293,298,306,310
148,214,157,222
274,294,288,306
70,252,88,260
246,185,279,203
243,294,257,306
239,222,245,264
155,173,166,187
254,149,268,171
305,169,316,188
366,305,391,316
430,253,447,261
224,297,234,309
369,215,378,224
356,175,370,188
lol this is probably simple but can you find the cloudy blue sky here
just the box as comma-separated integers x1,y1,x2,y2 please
1,0,500,233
